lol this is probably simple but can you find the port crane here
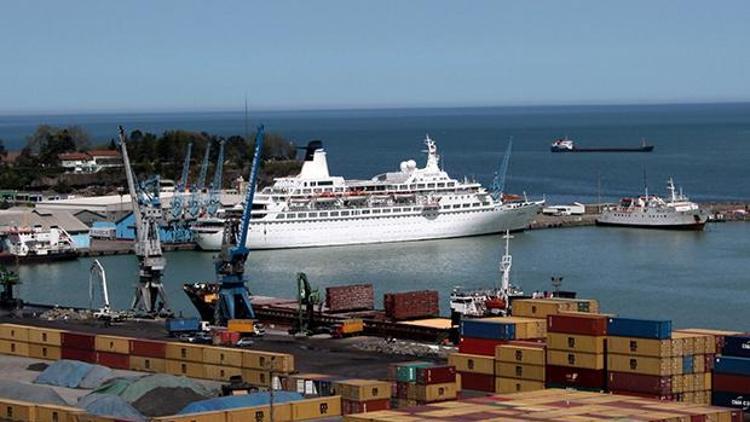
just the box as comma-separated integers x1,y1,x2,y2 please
118,126,172,317
206,139,226,217
490,137,513,202
168,143,193,242
187,143,211,219
212,126,264,324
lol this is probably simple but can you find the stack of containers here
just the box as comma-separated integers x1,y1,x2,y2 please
384,291,439,321
203,346,244,381
389,362,458,408
545,312,608,391
165,342,205,379
672,330,715,404
448,352,495,392
606,317,677,400
712,334,750,411
60,331,96,363
241,350,295,388
0,324,30,358
511,298,599,319
129,338,167,373
495,341,546,393
333,379,392,415
390,361,432,407
94,335,131,370
283,373,340,396
27,327,64,361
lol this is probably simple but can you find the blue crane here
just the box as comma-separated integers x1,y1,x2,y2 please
206,139,225,217
169,142,192,221
212,125,264,324
187,142,211,219
490,137,513,202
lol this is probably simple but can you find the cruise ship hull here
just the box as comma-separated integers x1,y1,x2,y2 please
193,203,541,250
595,210,709,231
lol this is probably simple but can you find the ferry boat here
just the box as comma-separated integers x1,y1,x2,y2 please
191,135,543,250
551,137,654,153
0,226,78,263
596,178,709,230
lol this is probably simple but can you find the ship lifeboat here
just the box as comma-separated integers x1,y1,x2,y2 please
501,193,523,202
485,297,507,311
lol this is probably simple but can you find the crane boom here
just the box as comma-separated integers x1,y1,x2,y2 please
178,143,192,191
237,128,264,251
197,143,211,189
170,143,192,221
207,140,226,217
89,259,110,313
491,137,513,201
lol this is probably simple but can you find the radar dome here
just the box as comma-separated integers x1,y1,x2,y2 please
407,160,417,170
400,161,408,172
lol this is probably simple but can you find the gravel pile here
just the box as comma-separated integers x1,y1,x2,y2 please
39,308,93,321
132,387,209,417
352,338,454,358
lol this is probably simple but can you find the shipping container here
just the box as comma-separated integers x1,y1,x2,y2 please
495,377,545,393
0,398,36,421
457,371,495,392
152,410,227,422
607,372,673,395
545,365,606,389
712,373,750,395
547,350,604,370
341,319,364,335
460,319,516,340
682,355,694,374
546,333,606,354
495,344,546,366
94,335,130,354
165,343,205,363
607,336,678,357
547,312,608,336
334,379,392,401
711,391,750,413
714,356,750,377
129,339,166,358
384,290,439,321
448,353,495,375
203,347,243,367
607,354,674,376
27,327,64,346
226,319,255,334
0,340,29,357
291,396,342,420
326,284,374,312
392,362,433,382
204,364,243,381
35,404,83,422
495,362,545,382
28,344,61,361
165,360,204,378
60,348,96,363
241,351,294,373
0,324,30,342
225,403,292,422
458,337,507,356
722,335,750,358
129,356,166,373
165,318,202,335
342,399,389,415
512,298,598,319
607,317,671,340
413,382,458,402
415,365,456,385
96,352,130,370
242,368,271,387
60,331,95,351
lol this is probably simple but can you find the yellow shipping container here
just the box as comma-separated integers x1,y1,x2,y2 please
334,379,391,401
225,403,293,422
241,351,294,373
448,353,495,375
152,410,228,422
204,364,243,381
94,335,130,354
341,319,364,334
35,404,83,422
165,343,205,363
607,336,681,357
27,327,65,346
227,319,254,334
495,344,546,365
414,382,458,402
671,374,684,393
547,333,606,354
693,354,706,373
75,414,122,422
291,396,341,421
129,356,166,373
203,347,243,367
511,299,577,319
607,354,674,376
0,340,29,357
483,316,547,339
547,350,604,370
495,377,545,394
242,368,271,387
0,324,29,342
0,398,36,421
495,362,545,382
28,344,61,361
165,360,204,379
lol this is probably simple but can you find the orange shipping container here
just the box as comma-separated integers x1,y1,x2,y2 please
151,410,228,422
413,382,458,402
35,404,83,422
0,340,29,357
607,354,674,376
242,368,272,387
607,336,680,357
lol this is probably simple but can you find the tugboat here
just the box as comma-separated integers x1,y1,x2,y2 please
450,231,523,318
596,178,709,230
551,137,654,153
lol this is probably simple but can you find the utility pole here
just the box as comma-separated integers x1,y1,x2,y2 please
265,356,276,422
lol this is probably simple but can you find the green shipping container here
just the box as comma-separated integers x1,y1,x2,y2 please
395,362,433,382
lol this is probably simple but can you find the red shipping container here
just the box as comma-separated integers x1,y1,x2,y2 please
547,313,608,336
326,284,374,312
416,365,456,385
96,352,130,370
458,371,495,392
545,365,606,390
61,332,95,351
459,337,508,356
61,348,96,363
507,340,547,348
608,372,672,395
130,339,166,358
342,398,390,415
713,373,750,394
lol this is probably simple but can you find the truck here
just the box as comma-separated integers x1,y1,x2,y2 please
227,319,265,337
165,317,209,336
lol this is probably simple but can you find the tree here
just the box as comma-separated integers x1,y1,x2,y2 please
0,139,7,164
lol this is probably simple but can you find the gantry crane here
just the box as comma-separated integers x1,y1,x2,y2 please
212,126,264,325
491,137,513,201
187,142,211,219
118,126,172,317
206,139,226,217
169,143,193,242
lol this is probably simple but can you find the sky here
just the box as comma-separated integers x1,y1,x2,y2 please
1,1,749,114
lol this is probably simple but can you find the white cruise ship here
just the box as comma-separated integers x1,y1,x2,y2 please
596,178,709,230
191,136,543,250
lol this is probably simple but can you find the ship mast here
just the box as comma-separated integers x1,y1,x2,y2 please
499,230,512,293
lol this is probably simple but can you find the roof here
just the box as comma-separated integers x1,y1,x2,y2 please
0,208,89,233
58,152,90,161
88,149,121,158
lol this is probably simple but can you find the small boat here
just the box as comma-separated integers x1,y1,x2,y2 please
0,226,78,264
551,137,654,153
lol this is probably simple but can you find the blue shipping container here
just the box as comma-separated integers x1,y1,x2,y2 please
461,319,516,340
682,355,693,374
714,356,750,376
711,391,750,412
606,317,671,339
723,335,750,358
165,317,201,333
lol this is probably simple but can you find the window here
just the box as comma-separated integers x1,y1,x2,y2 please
308,212,317,218
362,210,370,214
453,204,460,209
437,183,445,187
383,209,391,213
298,213,307,218
462,204,470,208
319,212,328,217
330,211,339,216
417,184,425,188
340,211,350,216
427,183,435,188
393,208,401,212
277,214,285,219
287,213,296,219
372,209,381,214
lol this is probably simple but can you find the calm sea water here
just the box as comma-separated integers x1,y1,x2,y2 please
4,104,750,330
2,103,750,203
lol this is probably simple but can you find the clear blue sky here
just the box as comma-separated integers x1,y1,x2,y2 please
1,1,748,114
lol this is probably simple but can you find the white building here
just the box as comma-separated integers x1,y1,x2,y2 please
58,150,122,174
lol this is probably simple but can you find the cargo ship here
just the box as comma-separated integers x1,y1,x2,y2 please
551,137,654,153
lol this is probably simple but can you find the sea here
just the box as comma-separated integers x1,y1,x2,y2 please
2,103,750,330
